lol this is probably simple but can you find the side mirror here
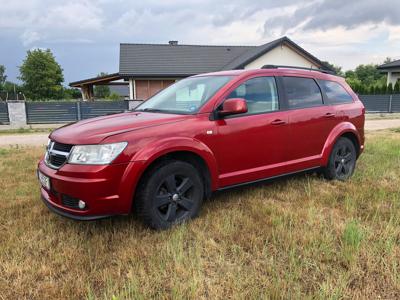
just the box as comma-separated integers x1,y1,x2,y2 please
219,98,247,117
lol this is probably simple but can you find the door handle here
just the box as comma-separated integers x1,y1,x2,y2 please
324,112,335,118
271,119,286,125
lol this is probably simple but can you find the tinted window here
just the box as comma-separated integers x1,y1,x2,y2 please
319,80,353,104
227,77,279,115
283,77,323,109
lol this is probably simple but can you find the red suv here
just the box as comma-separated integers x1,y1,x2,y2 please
37,66,365,229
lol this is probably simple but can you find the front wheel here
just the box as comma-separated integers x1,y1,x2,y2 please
135,160,204,230
323,137,357,181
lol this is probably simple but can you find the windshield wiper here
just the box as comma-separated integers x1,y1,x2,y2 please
135,108,165,113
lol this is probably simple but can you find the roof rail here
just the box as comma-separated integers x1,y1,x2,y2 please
261,64,336,75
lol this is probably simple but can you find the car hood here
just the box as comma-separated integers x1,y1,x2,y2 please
50,111,189,144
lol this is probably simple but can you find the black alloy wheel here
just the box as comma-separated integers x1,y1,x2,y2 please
324,137,357,181
135,160,204,230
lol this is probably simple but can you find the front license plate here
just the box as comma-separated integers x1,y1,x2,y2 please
38,171,51,190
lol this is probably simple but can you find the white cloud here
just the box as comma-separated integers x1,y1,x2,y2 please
20,30,41,46
1,0,400,82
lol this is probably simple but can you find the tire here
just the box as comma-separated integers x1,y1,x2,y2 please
323,137,357,181
135,160,204,230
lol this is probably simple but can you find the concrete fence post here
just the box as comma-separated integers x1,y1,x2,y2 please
127,100,143,110
388,94,393,113
76,101,82,120
7,100,27,127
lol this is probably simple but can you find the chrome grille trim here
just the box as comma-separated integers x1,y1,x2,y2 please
45,140,74,169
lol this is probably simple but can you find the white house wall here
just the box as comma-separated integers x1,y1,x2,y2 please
244,44,320,70
387,69,400,86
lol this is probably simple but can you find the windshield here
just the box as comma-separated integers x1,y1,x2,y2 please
135,76,233,114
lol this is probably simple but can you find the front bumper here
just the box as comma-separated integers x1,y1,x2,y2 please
37,159,142,219
41,191,111,220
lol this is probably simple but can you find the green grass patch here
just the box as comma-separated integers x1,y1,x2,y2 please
0,127,53,135
0,130,399,299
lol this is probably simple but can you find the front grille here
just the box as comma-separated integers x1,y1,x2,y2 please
53,142,73,152
49,154,67,167
61,194,80,209
45,140,74,169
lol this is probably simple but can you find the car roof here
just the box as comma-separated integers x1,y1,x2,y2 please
194,68,343,82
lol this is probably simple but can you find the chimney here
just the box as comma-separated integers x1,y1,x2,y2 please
169,40,178,45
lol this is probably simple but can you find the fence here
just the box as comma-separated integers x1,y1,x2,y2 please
25,100,130,124
1,96,399,127
359,94,400,113
0,102,9,124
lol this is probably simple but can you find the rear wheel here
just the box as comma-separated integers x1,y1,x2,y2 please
323,137,357,181
135,160,204,230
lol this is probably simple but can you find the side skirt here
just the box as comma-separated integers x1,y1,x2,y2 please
216,167,321,191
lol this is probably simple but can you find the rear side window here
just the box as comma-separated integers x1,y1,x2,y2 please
283,77,323,109
319,80,353,104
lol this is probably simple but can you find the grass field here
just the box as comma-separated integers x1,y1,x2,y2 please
0,129,399,299
0,127,53,135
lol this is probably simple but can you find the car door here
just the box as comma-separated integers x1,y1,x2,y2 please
213,76,290,187
281,76,337,171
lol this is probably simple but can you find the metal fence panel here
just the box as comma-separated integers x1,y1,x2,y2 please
391,95,400,112
0,102,9,124
359,95,390,112
26,102,78,124
80,101,128,119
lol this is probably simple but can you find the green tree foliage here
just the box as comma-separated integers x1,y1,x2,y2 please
107,92,121,100
0,65,6,88
342,59,400,95
94,72,111,99
322,61,344,76
387,83,393,94
63,88,82,99
394,80,400,93
19,49,64,100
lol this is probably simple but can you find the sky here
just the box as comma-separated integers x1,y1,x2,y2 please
1,0,400,85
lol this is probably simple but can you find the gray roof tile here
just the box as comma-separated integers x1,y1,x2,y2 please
378,59,400,69
119,36,330,76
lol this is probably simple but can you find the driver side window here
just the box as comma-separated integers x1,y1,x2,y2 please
227,76,279,115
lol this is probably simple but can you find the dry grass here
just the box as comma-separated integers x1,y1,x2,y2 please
0,129,400,299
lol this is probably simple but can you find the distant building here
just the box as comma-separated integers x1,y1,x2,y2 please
377,59,400,86
69,36,331,100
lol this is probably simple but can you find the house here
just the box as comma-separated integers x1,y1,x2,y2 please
69,36,331,100
377,59,400,86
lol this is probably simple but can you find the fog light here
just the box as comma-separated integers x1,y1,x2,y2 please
78,200,86,209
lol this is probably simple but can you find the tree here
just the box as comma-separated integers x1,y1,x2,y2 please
353,64,383,86
383,57,393,64
394,80,400,94
107,92,121,100
0,65,6,88
19,49,64,100
322,61,344,76
94,72,110,99
387,83,393,94
63,88,82,99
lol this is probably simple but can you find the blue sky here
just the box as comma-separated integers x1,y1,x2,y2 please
1,0,400,85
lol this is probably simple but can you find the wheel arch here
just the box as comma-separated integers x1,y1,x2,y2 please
120,137,219,213
321,122,361,166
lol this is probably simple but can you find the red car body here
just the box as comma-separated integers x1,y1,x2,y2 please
38,68,365,220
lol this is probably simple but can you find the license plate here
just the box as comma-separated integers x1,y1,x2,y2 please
38,171,51,190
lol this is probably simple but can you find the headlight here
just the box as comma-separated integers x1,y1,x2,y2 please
68,142,128,165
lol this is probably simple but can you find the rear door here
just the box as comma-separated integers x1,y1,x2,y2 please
213,76,290,187
281,76,337,170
